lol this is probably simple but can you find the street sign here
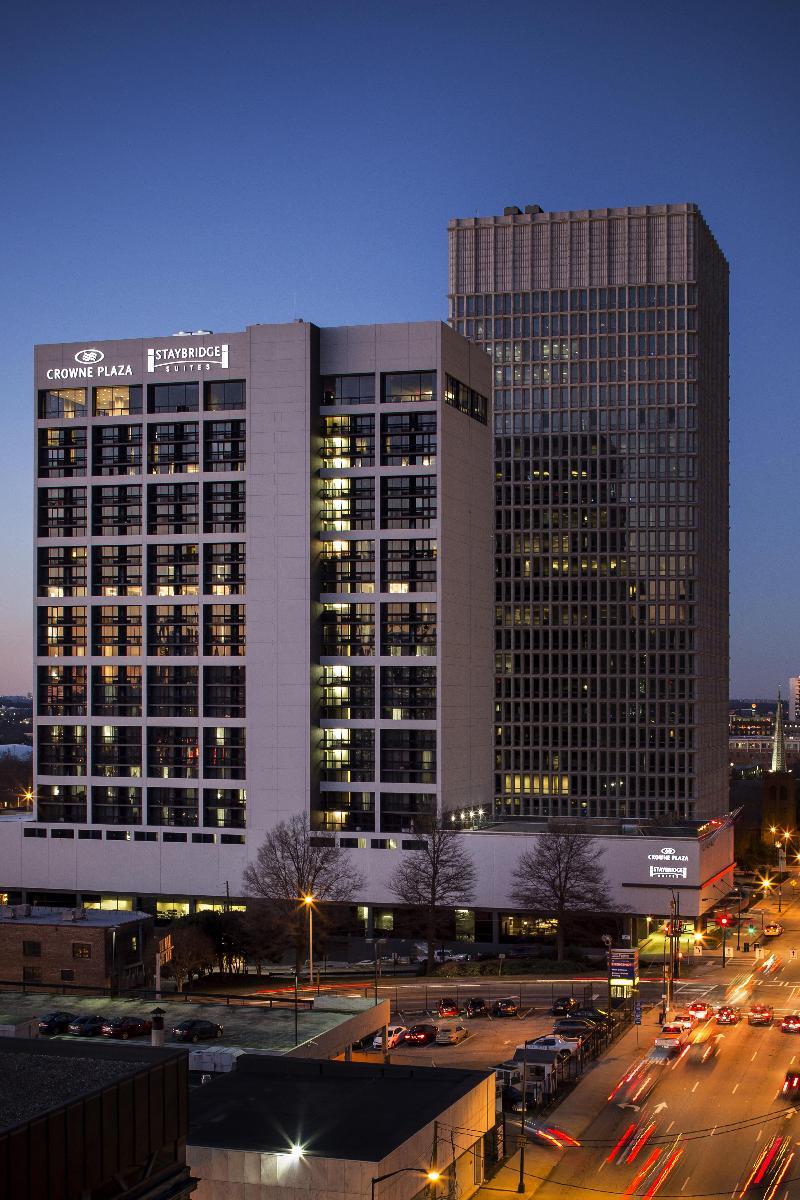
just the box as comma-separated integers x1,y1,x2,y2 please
633,1001,642,1025
608,948,639,984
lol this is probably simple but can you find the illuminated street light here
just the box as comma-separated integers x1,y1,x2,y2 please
301,894,315,987
371,1166,442,1198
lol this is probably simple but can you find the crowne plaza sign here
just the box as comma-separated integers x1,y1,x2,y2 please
647,845,689,880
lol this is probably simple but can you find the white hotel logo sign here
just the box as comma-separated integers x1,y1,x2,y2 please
647,845,689,880
46,348,132,381
147,344,229,374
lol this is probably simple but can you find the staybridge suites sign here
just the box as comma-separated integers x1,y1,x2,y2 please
648,845,689,880
147,344,229,373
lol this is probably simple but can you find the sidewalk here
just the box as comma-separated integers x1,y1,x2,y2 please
473,1008,664,1198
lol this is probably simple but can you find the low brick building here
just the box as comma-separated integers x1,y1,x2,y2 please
0,906,153,991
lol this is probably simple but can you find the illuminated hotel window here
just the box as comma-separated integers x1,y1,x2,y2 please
93,386,142,417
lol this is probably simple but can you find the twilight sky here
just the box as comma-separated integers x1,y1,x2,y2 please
0,0,797,696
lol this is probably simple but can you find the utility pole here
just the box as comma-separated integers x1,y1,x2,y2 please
517,1041,528,1193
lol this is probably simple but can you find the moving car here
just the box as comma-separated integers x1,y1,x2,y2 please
435,1021,469,1045
780,1013,800,1034
687,1000,714,1020
551,996,580,1016
607,1049,672,1108
654,1023,687,1052
372,1024,408,1050
434,998,459,1018
404,1023,436,1046
492,997,519,1018
522,1120,581,1149
101,1015,152,1040
171,1019,223,1043
687,1030,722,1061
748,1004,774,1026
669,1012,696,1031
764,923,784,937
37,1011,76,1036
66,1015,108,1037
781,1070,800,1098
739,1135,794,1197
464,997,489,1018
716,1006,740,1025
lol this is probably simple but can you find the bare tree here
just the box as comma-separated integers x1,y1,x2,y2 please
511,823,613,962
242,813,365,903
387,819,477,972
167,923,215,993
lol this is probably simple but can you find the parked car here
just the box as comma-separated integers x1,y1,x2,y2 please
171,1019,223,1043
492,997,519,1018
531,1034,582,1056
404,1023,436,1046
37,1012,76,1036
551,996,580,1016
435,1021,469,1045
372,1024,408,1050
101,1016,152,1040
748,1004,774,1026
67,1015,108,1037
571,1009,611,1027
716,1006,740,1025
434,998,460,1018
503,1084,536,1113
464,997,489,1019
553,1019,597,1036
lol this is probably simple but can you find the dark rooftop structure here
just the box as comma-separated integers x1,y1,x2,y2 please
189,1056,492,1162
0,1038,194,1200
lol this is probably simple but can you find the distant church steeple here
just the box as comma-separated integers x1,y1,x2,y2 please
771,689,787,774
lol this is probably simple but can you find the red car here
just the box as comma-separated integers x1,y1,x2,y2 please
101,1015,152,1040
716,1006,739,1025
435,998,459,1018
687,1001,713,1020
781,1013,800,1034
404,1023,437,1045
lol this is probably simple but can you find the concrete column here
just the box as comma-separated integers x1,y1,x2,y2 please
491,910,500,949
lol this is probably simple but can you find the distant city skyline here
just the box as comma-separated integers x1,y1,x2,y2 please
0,0,797,695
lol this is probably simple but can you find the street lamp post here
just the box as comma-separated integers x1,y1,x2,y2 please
302,895,314,987
371,1166,442,1199
518,1038,531,1193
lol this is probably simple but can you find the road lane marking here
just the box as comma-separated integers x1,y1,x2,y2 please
667,1121,675,1132
732,1082,740,1093
681,1179,690,1191
711,1126,717,1136
692,1081,700,1092
752,1051,758,1060
756,1129,762,1140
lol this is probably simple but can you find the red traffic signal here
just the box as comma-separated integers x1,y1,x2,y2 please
718,914,731,927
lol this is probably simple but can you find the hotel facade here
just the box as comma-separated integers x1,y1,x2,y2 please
2,321,498,919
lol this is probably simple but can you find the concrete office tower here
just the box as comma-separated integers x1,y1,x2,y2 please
18,322,492,909
448,204,729,822
789,678,800,724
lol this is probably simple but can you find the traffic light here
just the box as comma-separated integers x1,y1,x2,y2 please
718,914,731,927
748,924,756,936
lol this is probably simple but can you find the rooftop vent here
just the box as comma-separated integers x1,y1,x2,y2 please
171,331,191,337
524,205,543,215
503,206,522,216
192,330,213,335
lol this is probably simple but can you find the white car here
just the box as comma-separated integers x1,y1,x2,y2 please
372,1025,408,1050
764,923,784,937
669,1012,696,1031
530,1035,582,1056
436,1021,469,1045
654,1023,687,1052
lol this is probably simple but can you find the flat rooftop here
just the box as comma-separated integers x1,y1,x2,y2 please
189,1056,491,1161
0,906,148,928
0,1038,183,1131
0,990,377,1054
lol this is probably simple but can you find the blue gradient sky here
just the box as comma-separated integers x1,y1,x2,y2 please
1,0,797,695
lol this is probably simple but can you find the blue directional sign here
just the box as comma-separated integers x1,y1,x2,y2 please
633,1000,642,1025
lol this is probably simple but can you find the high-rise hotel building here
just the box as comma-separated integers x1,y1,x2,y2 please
12,322,492,908
449,203,729,823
